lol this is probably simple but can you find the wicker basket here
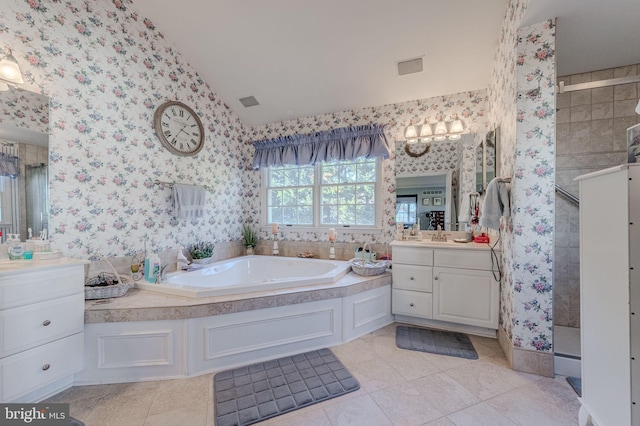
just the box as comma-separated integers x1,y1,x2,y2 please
84,275,133,300
349,258,389,277
85,255,133,300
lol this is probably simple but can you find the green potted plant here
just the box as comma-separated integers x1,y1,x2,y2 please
242,224,257,255
188,241,214,264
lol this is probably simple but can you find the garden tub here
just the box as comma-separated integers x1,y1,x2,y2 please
135,255,351,298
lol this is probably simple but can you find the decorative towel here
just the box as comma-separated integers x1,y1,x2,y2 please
172,183,206,219
478,178,510,230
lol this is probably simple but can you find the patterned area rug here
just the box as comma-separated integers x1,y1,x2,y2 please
396,326,478,359
214,348,359,426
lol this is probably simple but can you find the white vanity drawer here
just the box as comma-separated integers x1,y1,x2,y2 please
392,289,432,319
392,264,432,292
0,265,84,309
0,294,84,357
434,249,493,271
392,246,433,266
0,332,83,402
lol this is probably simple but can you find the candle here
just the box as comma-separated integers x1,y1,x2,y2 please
272,223,279,234
328,228,336,241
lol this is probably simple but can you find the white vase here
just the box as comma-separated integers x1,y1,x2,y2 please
246,246,254,255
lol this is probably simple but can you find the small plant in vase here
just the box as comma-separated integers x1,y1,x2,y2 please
242,224,257,255
188,241,214,264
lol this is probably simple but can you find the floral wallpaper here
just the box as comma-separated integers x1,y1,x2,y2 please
248,90,490,243
510,19,556,351
487,0,557,353
0,87,49,133
0,0,251,257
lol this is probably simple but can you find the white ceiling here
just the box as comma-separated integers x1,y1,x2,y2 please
522,0,640,77
133,0,640,127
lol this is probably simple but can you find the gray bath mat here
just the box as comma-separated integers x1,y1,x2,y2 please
396,326,478,359
567,376,582,397
214,348,359,426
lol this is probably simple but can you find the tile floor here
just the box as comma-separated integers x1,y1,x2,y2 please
45,323,581,425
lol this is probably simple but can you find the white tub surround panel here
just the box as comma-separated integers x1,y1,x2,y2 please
391,240,500,338
0,258,89,403
79,272,392,384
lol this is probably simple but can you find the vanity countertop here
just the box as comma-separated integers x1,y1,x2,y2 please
391,239,498,250
0,257,89,275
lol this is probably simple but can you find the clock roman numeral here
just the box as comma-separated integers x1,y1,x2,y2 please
179,109,184,117
164,130,172,137
162,121,169,127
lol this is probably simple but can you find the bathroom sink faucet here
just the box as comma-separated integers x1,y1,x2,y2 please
431,225,448,242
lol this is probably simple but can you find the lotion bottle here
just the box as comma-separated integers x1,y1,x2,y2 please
145,253,161,283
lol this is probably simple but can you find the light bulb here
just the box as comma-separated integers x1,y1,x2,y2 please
0,50,24,85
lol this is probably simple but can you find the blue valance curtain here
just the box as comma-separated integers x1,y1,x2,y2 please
252,124,390,170
0,153,19,178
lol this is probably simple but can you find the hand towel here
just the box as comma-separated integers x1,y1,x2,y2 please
478,178,510,230
172,183,206,219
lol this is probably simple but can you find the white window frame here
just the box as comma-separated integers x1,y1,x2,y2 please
261,158,383,234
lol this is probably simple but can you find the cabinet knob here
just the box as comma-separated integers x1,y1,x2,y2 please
42,320,51,326
434,276,439,280
42,364,50,371
410,277,414,281
409,303,414,307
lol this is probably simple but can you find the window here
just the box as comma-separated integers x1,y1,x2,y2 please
395,195,417,224
265,158,379,228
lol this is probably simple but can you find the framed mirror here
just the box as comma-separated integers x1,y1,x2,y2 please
476,129,498,194
395,171,453,231
0,87,50,242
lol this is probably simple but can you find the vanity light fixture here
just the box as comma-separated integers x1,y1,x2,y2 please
0,48,24,86
404,116,466,144
403,116,465,157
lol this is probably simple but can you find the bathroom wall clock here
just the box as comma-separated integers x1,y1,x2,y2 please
154,101,205,156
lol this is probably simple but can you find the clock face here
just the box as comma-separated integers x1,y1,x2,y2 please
154,101,205,156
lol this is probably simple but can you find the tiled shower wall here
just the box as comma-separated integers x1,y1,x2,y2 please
554,64,640,327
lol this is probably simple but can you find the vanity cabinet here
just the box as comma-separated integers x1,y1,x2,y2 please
391,242,499,336
0,260,87,402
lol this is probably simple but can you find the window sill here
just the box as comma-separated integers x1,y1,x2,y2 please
260,226,383,235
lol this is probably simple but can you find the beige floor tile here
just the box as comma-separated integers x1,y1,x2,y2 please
66,396,100,423
322,394,393,426
423,418,455,426
417,352,474,372
385,350,441,381
350,357,406,393
410,372,481,416
148,374,211,416
362,333,405,359
83,390,155,426
447,402,516,426
331,339,378,367
144,407,207,426
486,376,580,425
265,407,330,425
443,360,516,400
369,382,444,425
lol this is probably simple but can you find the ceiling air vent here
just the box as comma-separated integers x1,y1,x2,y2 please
239,96,259,107
397,57,424,76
